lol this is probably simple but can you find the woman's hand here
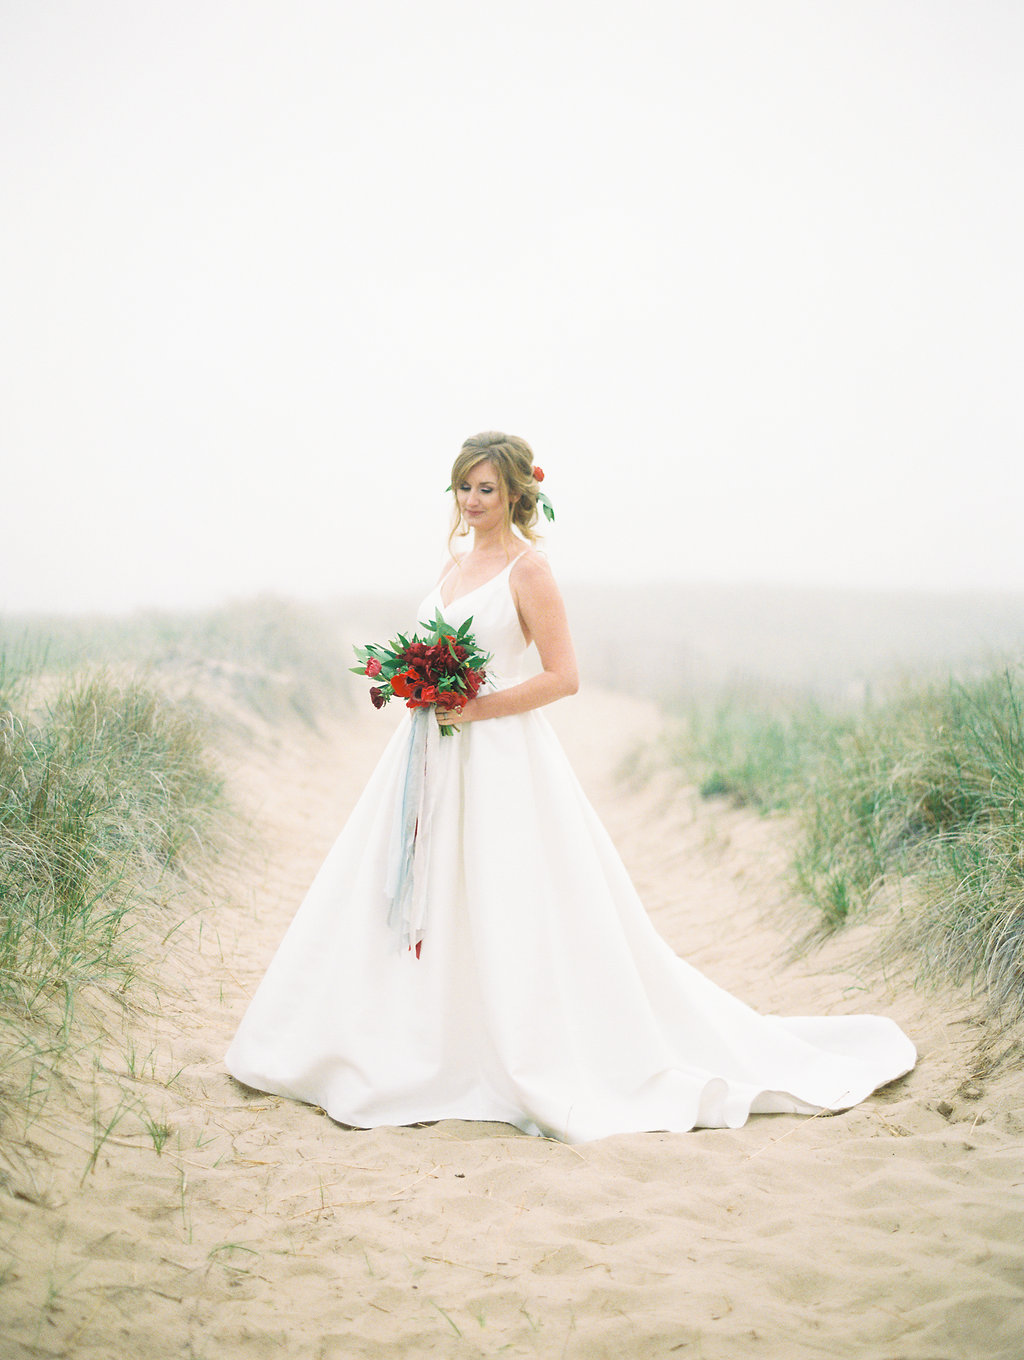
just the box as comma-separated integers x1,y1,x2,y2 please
434,702,464,729
434,697,480,728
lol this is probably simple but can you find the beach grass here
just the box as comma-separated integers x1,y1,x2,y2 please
0,594,356,726
0,597,357,1127
0,669,224,1020
662,663,1024,1019
663,691,852,813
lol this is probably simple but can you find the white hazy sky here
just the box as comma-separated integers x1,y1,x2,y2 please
2,0,1022,613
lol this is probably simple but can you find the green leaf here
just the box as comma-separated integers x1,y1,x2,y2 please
538,490,555,522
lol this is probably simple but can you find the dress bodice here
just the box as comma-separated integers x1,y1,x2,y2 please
417,554,532,690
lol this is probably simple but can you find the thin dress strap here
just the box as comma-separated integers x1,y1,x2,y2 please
437,544,530,609
441,546,530,595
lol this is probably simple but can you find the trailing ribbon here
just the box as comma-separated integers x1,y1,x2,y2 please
384,706,439,957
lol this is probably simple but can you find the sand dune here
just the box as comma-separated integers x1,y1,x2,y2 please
1,690,1023,1358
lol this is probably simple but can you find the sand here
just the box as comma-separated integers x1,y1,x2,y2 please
2,690,1023,1359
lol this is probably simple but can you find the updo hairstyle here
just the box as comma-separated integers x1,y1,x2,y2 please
449,432,543,550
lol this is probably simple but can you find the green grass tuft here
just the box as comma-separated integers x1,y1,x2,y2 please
666,694,850,813
0,670,224,1012
661,664,1024,1020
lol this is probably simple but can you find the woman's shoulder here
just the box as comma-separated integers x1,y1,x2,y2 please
511,544,549,573
510,546,560,595
433,553,460,585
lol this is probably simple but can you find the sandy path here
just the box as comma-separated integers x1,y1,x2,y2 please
2,690,1023,1359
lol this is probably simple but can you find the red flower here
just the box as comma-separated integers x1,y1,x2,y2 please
389,669,419,699
434,690,463,710
369,686,388,709
364,658,382,678
532,465,544,482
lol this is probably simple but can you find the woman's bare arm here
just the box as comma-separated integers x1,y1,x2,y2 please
448,554,578,722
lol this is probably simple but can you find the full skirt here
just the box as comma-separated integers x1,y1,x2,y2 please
225,708,916,1143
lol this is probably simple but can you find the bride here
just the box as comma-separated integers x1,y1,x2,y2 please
225,431,915,1143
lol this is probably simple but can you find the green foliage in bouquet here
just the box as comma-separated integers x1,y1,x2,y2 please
351,610,491,716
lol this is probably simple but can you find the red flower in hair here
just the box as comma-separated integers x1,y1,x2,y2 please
532,465,545,482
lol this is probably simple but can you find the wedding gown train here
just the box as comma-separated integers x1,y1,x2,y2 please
225,557,915,1143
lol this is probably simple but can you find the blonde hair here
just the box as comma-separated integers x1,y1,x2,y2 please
448,431,543,555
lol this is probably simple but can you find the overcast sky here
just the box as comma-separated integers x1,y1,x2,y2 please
2,0,1022,613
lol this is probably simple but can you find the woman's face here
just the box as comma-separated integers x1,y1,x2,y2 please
457,460,507,533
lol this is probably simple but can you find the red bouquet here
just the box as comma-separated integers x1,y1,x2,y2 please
351,610,490,733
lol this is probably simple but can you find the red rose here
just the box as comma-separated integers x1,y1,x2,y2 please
532,465,544,482
370,686,388,709
434,690,463,710
364,658,382,678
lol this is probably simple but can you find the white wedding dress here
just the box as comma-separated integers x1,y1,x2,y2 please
225,557,915,1143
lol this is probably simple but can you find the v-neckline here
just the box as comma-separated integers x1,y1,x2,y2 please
440,550,527,610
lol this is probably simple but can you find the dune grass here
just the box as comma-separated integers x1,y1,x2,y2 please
0,595,355,727
0,669,224,1017
0,595,363,1019
668,692,852,813
0,594,375,1245
663,664,1024,1019
0,596,368,1119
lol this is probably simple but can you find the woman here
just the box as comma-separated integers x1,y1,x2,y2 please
225,432,915,1143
